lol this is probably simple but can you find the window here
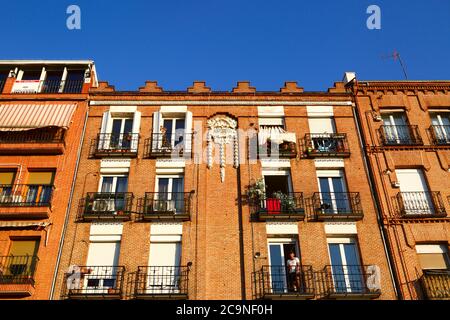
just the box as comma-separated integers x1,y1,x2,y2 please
90,175,129,213
416,244,450,270
0,171,16,203
5,239,40,280
21,70,41,81
42,71,63,93
396,169,435,215
155,176,184,213
26,171,54,205
110,118,133,149
317,170,351,214
84,241,121,293
308,117,336,134
381,112,411,144
430,112,450,144
327,238,364,293
99,110,141,153
152,111,193,155
147,241,182,294
63,70,84,93
267,239,300,293
262,171,292,213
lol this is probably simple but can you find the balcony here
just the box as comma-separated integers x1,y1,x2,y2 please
135,266,190,300
394,192,447,218
0,255,39,297
145,133,193,158
78,192,133,222
253,265,315,300
379,125,423,146
63,266,125,300
0,127,66,155
139,192,193,221
0,184,54,219
429,125,450,145
252,193,305,221
11,79,84,94
312,192,363,221
258,138,298,159
317,265,381,299
93,133,139,157
420,270,450,300
304,133,350,158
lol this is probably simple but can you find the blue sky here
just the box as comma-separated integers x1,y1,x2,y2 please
1,0,449,91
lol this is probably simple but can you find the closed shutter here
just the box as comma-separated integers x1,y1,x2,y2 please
0,172,15,185
27,172,54,185
9,240,39,256
308,118,336,134
184,111,193,153
417,244,450,270
148,242,181,267
396,169,429,192
86,242,120,266
152,111,162,151
131,111,141,151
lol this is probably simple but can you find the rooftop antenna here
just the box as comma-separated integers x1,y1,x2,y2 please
382,50,408,80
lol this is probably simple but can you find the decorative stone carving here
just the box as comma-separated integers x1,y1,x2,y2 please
206,115,239,182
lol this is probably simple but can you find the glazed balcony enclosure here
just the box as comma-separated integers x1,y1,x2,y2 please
420,270,450,300
253,265,315,300
145,133,193,158
78,192,133,221
139,192,193,221
252,193,305,221
0,184,54,219
0,255,39,297
63,266,125,300
393,192,446,218
93,133,139,157
135,266,190,299
304,133,350,158
316,265,381,299
379,125,423,146
429,125,450,145
312,192,364,221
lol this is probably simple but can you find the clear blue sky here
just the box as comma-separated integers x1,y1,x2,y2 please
1,0,449,91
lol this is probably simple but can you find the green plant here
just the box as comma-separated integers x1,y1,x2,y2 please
247,178,265,200
272,191,296,211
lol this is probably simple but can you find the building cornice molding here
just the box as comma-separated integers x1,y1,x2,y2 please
89,100,354,106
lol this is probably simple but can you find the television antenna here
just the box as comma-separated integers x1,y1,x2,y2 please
382,50,408,80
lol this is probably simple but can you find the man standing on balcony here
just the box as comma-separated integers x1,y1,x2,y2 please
287,252,300,292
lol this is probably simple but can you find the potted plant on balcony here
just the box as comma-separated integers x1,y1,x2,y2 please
273,191,297,213
247,178,265,202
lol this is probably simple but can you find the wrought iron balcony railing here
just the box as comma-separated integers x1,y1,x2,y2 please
429,125,450,145
317,265,381,298
252,193,305,220
0,127,66,144
11,79,84,94
79,192,134,221
94,133,139,156
257,137,298,159
420,270,450,300
135,266,190,299
140,192,193,221
0,255,39,285
0,184,54,207
312,192,363,220
304,133,350,157
145,133,193,158
254,265,315,299
379,125,423,146
394,191,446,218
63,266,125,299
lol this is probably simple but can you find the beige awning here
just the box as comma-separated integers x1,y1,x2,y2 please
0,104,76,131
0,221,50,228
259,126,296,144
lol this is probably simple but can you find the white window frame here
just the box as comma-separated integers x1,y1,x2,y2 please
267,238,300,294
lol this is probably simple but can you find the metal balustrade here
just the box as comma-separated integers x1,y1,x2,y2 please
94,133,139,156
252,193,305,220
420,270,450,300
140,192,193,221
145,133,193,158
394,191,446,218
0,184,54,207
0,255,39,285
429,125,450,145
135,266,190,299
311,192,363,220
379,125,423,145
79,192,134,221
304,133,350,157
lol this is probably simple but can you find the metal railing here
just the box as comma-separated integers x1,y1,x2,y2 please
142,192,193,218
429,125,450,145
304,133,350,157
394,191,446,218
317,265,381,297
0,255,39,285
135,266,190,298
257,137,297,158
64,266,125,298
80,192,134,220
254,265,314,298
95,133,139,155
11,79,85,94
379,125,423,145
0,127,66,144
0,184,54,207
420,270,450,300
146,133,193,158
252,193,304,217
312,192,363,218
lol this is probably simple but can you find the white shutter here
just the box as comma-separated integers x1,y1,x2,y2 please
131,111,141,151
184,111,193,154
148,242,181,267
396,169,429,192
152,111,162,151
86,242,120,266
100,111,111,133
308,118,335,134
100,111,111,150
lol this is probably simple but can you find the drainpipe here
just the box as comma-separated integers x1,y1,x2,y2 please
350,91,402,300
49,102,89,300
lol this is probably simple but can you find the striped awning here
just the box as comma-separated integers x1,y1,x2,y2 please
0,221,50,228
0,104,77,131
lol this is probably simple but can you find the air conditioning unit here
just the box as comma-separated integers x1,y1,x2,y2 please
92,199,115,212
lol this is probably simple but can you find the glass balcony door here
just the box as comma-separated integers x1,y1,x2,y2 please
267,240,299,294
382,113,409,144
317,171,350,214
396,169,434,215
431,113,450,144
98,176,128,213
328,239,364,293
110,118,133,150
161,118,185,150
155,176,184,213
147,242,182,294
